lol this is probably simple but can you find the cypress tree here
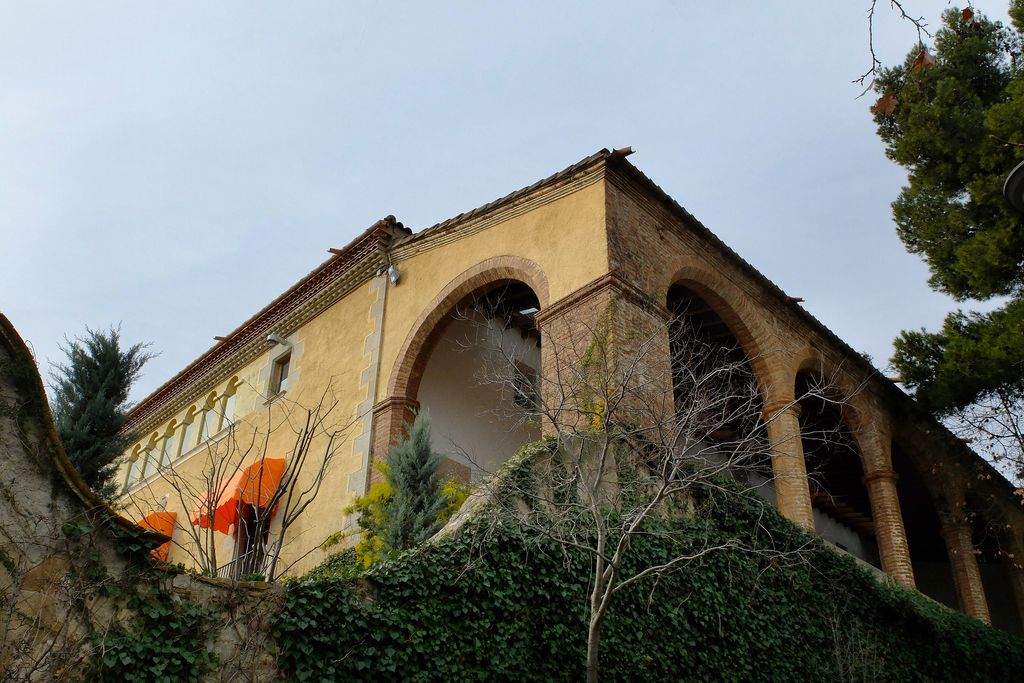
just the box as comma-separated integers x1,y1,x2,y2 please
382,411,448,552
50,327,153,498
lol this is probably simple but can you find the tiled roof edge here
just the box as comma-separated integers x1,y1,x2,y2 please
605,155,1020,496
124,216,409,429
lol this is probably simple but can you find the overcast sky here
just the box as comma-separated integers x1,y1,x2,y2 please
1,1,1011,403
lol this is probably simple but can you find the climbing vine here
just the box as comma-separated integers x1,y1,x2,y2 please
275,458,1024,681
56,512,221,682
91,585,219,683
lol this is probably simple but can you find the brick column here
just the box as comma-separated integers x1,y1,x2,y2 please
858,427,915,587
369,396,420,485
940,512,991,624
1004,533,1024,630
534,273,674,434
763,399,814,530
862,467,915,587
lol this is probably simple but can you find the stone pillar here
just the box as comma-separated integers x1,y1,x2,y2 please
940,512,991,624
858,427,915,587
763,399,814,530
368,396,420,486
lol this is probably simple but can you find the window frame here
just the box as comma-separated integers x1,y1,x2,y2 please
271,353,291,395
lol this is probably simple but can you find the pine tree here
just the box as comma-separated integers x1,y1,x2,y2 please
50,327,153,498
872,4,1024,477
381,411,448,553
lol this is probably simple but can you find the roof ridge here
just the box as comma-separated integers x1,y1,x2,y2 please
406,148,612,241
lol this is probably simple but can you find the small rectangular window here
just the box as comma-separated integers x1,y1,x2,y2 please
272,354,291,394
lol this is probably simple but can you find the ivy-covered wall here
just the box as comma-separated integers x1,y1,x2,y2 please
0,314,277,682
275,485,1024,682
5,306,1023,682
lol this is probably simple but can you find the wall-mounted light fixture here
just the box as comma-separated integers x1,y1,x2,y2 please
266,332,291,348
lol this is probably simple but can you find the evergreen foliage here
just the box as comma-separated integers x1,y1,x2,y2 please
872,5,1024,475
350,411,454,562
382,412,449,551
893,299,1024,411
343,463,469,567
874,5,1023,303
276,457,1024,681
50,327,152,498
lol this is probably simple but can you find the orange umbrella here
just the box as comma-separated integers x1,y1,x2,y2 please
190,458,286,534
138,511,177,562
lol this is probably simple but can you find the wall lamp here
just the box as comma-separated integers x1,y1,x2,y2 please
266,333,291,348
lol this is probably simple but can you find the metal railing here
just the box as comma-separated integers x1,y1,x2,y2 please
215,541,280,581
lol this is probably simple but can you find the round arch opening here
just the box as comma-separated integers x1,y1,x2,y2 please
415,280,542,483
891,444,958,609
964,494,1024,634
667,284,772,497
795,370,879,568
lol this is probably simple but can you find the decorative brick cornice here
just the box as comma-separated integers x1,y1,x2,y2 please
125,218,408,435
534,271,667,328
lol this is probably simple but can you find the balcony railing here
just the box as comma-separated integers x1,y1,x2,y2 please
215,541,279,581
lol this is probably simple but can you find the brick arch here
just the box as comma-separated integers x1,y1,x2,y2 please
791,350,871,463
387,255,550,401
789,349,866,421
665,266,772,400
792,346,825,379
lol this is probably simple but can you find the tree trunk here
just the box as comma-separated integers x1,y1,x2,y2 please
586,613,602,683
586,568,613,683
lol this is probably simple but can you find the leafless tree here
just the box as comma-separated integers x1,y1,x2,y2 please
121,381,360,583
941,389,1024,485
828,594,890,682
857,0,935,91
446,298,845,683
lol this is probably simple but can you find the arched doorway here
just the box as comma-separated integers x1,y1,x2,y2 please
415,281,542,482
796,371,879,567
667,284,771,498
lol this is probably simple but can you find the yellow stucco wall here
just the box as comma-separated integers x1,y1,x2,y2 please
376,178,609,403
117,173,611,578
118,276,380,576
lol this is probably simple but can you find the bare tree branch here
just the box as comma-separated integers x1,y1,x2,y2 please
442,298,851,682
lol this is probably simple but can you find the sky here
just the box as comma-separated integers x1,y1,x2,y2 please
1,1,1013,403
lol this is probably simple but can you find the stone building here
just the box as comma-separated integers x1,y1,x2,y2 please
116,149,1024,633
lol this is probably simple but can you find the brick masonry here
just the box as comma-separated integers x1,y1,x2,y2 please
359,159,1023,627
941,515,993,624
